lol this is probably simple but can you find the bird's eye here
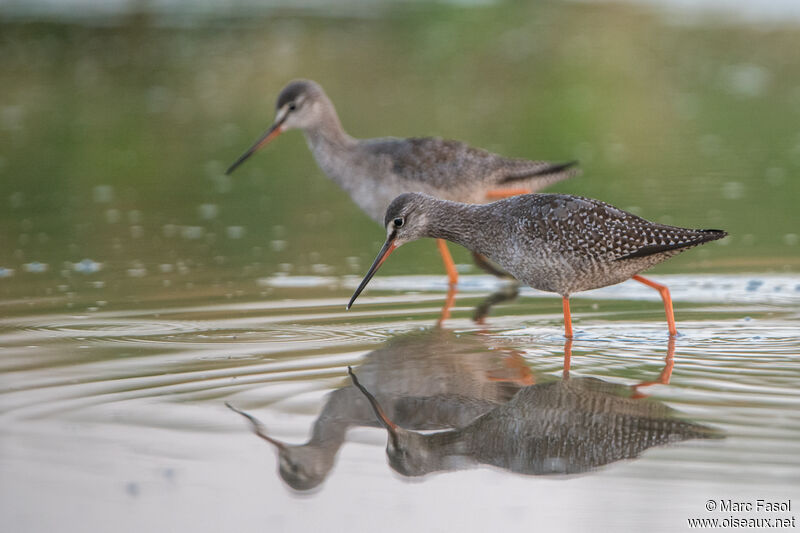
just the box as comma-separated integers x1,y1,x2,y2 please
393,217,404,228
288,102,297,111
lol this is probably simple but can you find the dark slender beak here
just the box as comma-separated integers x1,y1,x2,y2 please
225,119,285,175
347,367,399,433
225,402,287,451
346,237,397,310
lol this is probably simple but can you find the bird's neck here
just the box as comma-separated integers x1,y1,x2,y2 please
303,98,357,155
425,201,487,252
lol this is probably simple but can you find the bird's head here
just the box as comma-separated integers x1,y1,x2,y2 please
226,79,328,174
347,193,434,309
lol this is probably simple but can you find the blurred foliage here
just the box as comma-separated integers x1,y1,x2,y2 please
1,0,799,293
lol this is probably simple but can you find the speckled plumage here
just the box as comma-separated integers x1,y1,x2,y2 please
385,192,727,296
235,80,579,224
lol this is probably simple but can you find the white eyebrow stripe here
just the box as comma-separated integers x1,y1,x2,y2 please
274,107,289,123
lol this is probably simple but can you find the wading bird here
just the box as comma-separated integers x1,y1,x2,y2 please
347,192,727,337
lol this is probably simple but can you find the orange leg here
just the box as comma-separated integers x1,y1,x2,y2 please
562,296,573,339
486,188,532,200
632,275,677,336
437,285,458,326
436,239,458,286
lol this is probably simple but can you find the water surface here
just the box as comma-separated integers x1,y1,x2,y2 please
2,274,798,532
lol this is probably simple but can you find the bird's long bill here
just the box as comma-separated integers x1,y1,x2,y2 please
346,238,397,309
225,402,287,451
225,121,284,175
347,367,399,433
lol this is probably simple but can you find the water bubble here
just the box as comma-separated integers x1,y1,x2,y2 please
205,159,225,177
226,226,245,239
198,204,219,220
745,280,763,292
180,226,205,240
23,262,48,273
723,64,770,98
270,240,287,252
127,267,147,278
346,256,360,271
162,224,177,238
211,174,232,194
1,105,24,131
784,234,799,246
73,259,102,274
311,264,334,275
765,167,786,187
0,267,15,278
9,192,23,208
92,185,114,203
105,209,121,223
605,142,628,164
721,181,745,200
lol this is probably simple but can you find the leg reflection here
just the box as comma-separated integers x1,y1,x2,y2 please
437,284,458,326
472,283,520,325
562,338,573,378
632,336,676,398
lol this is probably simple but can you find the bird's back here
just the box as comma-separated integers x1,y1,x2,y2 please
473,194,726,294
362,137,577,203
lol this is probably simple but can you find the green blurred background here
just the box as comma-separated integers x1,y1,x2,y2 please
1,0,799,303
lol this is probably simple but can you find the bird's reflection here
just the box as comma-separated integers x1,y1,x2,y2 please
349,337,721,478
228,288,720,490
229,286,528,491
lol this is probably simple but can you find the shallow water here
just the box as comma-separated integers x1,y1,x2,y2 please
1,273,798,532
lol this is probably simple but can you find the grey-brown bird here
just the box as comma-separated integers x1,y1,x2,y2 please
347,192,727,337
225,79,578,285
